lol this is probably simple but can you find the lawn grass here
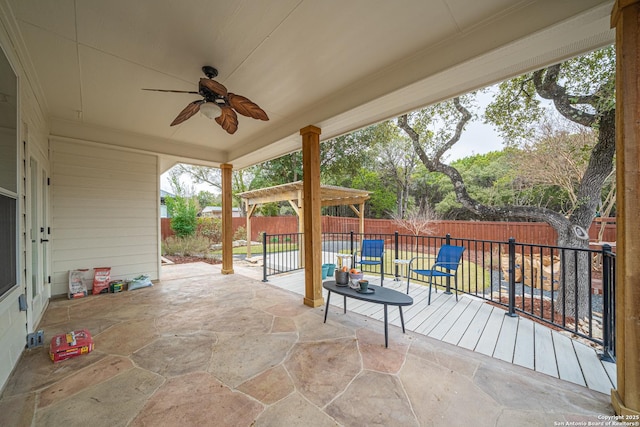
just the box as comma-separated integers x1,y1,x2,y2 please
354,252,491,292
211,245,490,292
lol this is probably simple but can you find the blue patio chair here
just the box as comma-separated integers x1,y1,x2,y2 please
407,245,465,303
354,239,385,286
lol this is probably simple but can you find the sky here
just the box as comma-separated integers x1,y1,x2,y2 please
161,93,506,194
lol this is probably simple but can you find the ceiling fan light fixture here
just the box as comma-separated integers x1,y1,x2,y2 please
200,102,220,119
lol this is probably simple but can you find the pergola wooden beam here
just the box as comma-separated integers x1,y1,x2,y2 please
238,180,370,271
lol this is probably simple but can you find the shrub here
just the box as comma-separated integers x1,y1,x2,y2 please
198,217,222,242
166,196,199,238
257,231,266,243
233,226,247,241
162,235,210,256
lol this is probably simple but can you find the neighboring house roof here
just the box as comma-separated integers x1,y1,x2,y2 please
201,206,241,215
160,190,175,205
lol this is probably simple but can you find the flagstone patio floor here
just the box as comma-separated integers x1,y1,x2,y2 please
0,262,613,426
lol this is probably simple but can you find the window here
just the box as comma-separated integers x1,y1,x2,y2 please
0,194,16,296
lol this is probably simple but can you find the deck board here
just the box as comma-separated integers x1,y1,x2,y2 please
429,297,472,340
573,340,614,394
534,324,559,378
474,307,505,356
442,299,483,345
457,302,494,350
493,314,519,363
265,269,616,395
551,331,587,387
512,317,535,369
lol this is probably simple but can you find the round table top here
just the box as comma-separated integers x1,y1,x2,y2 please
393,259,410,264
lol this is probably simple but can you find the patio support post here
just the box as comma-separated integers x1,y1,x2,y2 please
301,125,324,307
611,0,640,416
221,163,234,275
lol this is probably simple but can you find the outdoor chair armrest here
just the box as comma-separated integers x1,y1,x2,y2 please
432,261,461,271
408,256,432,269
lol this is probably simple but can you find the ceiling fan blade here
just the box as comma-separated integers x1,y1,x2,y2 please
170,100,204,126
228,93,269,121
142,88,199,94
199,78,228,96
215,106,238,134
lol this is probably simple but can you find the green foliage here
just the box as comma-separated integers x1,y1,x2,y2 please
162,235,211,256
197,191,220,209
257,202,281,217
485,45,615,143
233,226,247,241
166,196,199,238
352,169,397,218
412,151,521,219
198,217,222,242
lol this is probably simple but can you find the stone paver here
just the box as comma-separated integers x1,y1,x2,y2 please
0,262,614,426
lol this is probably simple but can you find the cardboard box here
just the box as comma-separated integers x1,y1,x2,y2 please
49,329,94,363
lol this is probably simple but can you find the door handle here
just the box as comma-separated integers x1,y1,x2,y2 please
40,239,49,243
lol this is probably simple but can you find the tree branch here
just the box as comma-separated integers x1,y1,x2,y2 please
533,66,596,127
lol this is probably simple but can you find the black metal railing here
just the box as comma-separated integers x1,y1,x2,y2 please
261,231,615,358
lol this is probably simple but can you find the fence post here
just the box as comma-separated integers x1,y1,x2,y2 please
262,233,268,282
394,231,399,279
444,234,452,294
507,237,517,317
600,243,615,361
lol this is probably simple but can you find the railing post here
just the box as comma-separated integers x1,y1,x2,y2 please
444,233,452,294
394,231,399,279
262,232,268,282
507,237,517,317
600,243,615,361
350,230,355,267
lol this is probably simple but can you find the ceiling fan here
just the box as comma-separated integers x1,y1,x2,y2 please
143,66,269,134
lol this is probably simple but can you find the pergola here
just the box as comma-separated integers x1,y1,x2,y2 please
238,181,370,260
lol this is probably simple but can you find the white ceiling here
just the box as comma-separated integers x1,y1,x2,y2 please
5,0,614,170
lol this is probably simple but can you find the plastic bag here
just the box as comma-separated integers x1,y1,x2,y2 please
92,267,111,295
68,269,89,299
128,275,153,291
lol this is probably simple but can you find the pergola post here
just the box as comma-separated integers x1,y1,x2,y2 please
611,0,640,416
221,163,234,275
296,190,305,268
301,125,324,307
245,202,256,258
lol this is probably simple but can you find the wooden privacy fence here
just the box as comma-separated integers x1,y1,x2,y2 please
160,216,616,246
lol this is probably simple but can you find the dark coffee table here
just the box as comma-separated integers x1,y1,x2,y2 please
323,280,414,347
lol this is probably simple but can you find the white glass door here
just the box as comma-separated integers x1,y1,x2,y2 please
27,154,49,331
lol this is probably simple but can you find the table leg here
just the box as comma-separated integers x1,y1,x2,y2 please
324,291,331,323
384,304,388,348
343,296,346,313
399,306,405,333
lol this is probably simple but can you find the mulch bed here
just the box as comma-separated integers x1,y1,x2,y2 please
163,255,221,265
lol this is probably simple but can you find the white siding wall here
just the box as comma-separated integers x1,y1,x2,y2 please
0,287,25,390
51,139,159,296
0,2,50,391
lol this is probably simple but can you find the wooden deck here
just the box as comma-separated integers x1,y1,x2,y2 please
266,269,617,395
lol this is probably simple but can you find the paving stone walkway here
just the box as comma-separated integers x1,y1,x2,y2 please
0,262,613,426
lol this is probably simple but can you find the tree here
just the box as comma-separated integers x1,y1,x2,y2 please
196,190,220,209
165,195,199,238
397,45,616,317
376,132,418,217
390,207,438,236
169,164,252,215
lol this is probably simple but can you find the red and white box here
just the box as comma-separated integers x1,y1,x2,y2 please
49,329,94,363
